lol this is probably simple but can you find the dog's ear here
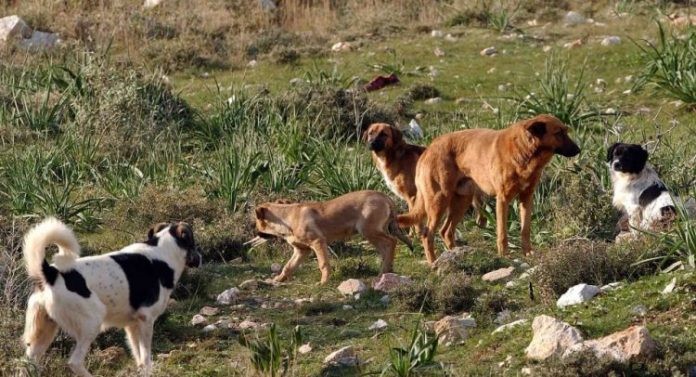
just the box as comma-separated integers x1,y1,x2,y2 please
255,206,266,220
171,223,195,250
148,222,170,240
525,120,547,138
607,143,620,162
637,145,649,165
274,198,292,204
362,124,377,142
391,126,404,143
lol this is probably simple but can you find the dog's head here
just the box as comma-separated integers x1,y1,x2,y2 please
523,114,581,157
364,123,403,152
253,204,293,239
607,142,648,174
146,222,202,268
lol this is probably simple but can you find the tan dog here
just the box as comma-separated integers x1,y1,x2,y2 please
364,123,487,250
247,190,413,284
398,114,580,261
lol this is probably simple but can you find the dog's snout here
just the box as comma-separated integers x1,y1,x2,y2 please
368,139,384,151
556,140,581,157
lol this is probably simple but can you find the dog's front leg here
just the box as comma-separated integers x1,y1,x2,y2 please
310,240,332,284
519,190,534,255
495,195,511,256
275,246,310,282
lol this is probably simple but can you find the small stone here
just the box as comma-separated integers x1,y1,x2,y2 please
331,41,352,52
239,320,260,330
369,319,388,331
373,273,412,292
563,39,583,49
294,298,312,305
495,310,512,325
342,305,354,310
289,77,305,86
519,262,530,270
199,306,219,316
202,324,217,333
557,284,600,308
324,346,358,366
270,263,282,273
526,315,583,360
380,295,390,305
631,305,648,316
601,36,621,46
434,47,445,57
480,46,497,56
424,97,442,104
216,288,240,305
239,279,259,290
604,108,618,115
564,11,586,26
431,30,444,38
247,60,257,68
542,45,552,52
662,278,676,294
482,267,515,282
444,34,457,42
505,280,518,288
600,282,622,292
298,343,312,354
338,279,367,296
191,314,207,326
493,319,528,334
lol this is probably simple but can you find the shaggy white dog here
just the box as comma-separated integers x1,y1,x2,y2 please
22,218,201,377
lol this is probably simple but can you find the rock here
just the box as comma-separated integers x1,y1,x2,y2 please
247,60,257,68
444,33,457,42
431,30,444,38
480,46,497,56
601,36,621,46
495,310,512,325
368,319,388,331
563,326,656,362
373,273,412,292
505,280,517,288
482,267,515,283
342,305,354,310
424,97,442,104
600,282,623,292
19,30,61,51
493,319,528,334
542,45,552,52
0,15,32,43
434,47,445,57
684,197,696,218
199,306,219,316
298,343,312,354
564,11,586,26
556,284,600,308
294,298,312,305
337,279,367,296
324,346,358,366
631,304,648,316
563,39,584,49
662,278,676,294
239,320,260,330
433,246,472,274
289,77,305,86
96,346,126,364
229,257,243,264
216,288,240,305
519,262,530,270
432,314,477,346
202,324,217,333
380,295,390,305
331,41,352,52
526,315,583,360
270,263,282,273
143,0,164,9
190,314,206,326
239,279,259,290
259,0,277,11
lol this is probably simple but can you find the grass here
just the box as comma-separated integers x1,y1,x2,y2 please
1,1,696,376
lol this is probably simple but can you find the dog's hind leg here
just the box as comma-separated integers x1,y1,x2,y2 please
440,192,473,250
365,231,397,274
24,293,59,361
135,317,155,376
125,324,143,366
67,324,100,377
519,190,535,255
309,240,332,284
423,193,449,265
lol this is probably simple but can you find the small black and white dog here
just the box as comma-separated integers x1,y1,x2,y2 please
22,218,201,377
607,143,676,233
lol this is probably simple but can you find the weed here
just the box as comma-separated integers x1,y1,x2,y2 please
239,323,303,377
379,321,441,377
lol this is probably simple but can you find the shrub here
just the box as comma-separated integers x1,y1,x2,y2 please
272,47,301,65
435,247,509,275
434,274,479,315
392,280,437,313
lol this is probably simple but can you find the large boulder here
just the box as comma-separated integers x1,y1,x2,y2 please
337,279,367,296
563,326,656,362
557,283,600,308
526,315,583,360
372,273,412,292
324,346,358,366
0,15,32,43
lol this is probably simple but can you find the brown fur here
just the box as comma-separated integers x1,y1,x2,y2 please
364,123,487,250
253,190,413,284
398,114,580,262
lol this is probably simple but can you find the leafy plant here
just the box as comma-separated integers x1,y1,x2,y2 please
640,200,696,270
633,23,696,106
239,324,303,377
379,321,441,377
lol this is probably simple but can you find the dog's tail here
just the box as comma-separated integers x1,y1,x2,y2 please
23,217,81,283
388,217,414,252
396,192,426,228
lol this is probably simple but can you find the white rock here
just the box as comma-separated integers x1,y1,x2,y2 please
19,30,60,51
493,319,528,334
342,305,354,310
563,326,656,362
337,279,367,296
662,277,676,294
495,309,512,325
216,288,240,305
324,346,358,366
564,11,586,26
202,324,217,333
368,319,388,331
289,77,305,86
298,343,312,354
270,263,282,273
247,60,258,68
406,119,424,140
482,267,515,282
631,304,648,316
0,15,32,43
542,45,552,52
199,306,220,316
601,36,621,46
519,262,531,270
431,30,444,38
143,0,164,9
557,283,600,308
424,97,442,104
239,320,260,330
600,282,622,292
480,46,497,56
525,315,583,360
191,314,207,326
434,47,445,57
444,34,457,42
431,314,476,346
373,273,412,292
505,280,517,288
239,279,258,290
331,41,352,52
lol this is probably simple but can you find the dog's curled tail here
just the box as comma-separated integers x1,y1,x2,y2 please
24,217,81,282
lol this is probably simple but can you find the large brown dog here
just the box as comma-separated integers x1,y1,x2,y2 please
364,123,486,250
398,114,580,262
247,190,413,284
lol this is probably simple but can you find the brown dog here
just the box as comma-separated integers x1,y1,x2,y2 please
364,123,487,250
398,114,580,261
246,190,413,284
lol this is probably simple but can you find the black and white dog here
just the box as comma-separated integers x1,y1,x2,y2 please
22,218,201,377
607,143,677,233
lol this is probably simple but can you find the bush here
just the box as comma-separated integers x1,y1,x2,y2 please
392,280,437,313
435,247,509,276
434,274,479,315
